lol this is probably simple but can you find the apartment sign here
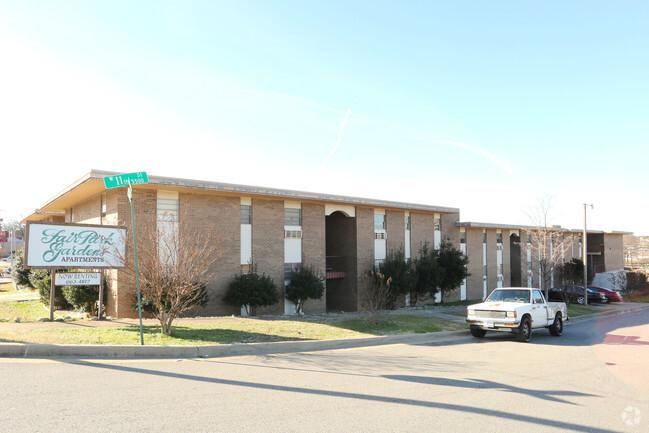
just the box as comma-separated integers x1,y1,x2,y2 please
25,222,126,269
55,272,102,286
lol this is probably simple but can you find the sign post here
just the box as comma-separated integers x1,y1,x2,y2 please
50,271,56,322
104,172,148,345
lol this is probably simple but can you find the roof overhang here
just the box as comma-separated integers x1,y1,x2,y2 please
32,169,461,216
457,221,631,235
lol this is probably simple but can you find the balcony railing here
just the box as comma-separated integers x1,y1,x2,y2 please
326,256,346,279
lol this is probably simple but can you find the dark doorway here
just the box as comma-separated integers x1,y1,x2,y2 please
510,233,522,287
325,211,357,312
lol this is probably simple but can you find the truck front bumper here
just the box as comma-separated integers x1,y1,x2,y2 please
466,317,521,333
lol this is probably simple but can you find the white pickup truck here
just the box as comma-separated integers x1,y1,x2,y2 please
465,287,568,342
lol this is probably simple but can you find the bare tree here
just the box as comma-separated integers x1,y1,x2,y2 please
113,211,224,335
361,270,393,325
521,197,576,298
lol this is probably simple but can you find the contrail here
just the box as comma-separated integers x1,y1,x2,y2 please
322,107,352,172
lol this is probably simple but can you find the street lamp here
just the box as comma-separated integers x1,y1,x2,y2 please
583,203,593,305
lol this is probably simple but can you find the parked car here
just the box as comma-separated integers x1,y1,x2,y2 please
588,285,623,302
1,266,10,277
466,287,568,342
548,285,607,304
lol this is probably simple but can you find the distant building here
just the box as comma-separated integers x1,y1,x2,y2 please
22,170,628,318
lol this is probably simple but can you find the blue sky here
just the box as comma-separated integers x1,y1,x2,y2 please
1,1,647,235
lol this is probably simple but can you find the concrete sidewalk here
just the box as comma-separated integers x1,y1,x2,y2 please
1,302,647,359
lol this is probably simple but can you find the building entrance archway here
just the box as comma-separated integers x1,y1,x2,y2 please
325,211,358,312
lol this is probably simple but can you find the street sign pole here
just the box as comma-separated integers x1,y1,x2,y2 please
104,172,148,345
128,180,145,345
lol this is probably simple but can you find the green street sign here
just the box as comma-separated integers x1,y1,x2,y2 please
104,172,149,189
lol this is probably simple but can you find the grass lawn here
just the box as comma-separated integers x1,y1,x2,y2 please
0,298,69,322
0,313,467,346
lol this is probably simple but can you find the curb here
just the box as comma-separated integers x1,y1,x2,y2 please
567,302,649,323
0,330,468,359
1,303,646,359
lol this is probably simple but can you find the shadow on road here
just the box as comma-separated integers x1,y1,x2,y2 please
382,375,599,404
61,359,618,433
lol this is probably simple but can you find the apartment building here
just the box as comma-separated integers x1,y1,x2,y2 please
22,170,627,318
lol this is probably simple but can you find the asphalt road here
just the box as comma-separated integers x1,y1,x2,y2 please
1,310,647,433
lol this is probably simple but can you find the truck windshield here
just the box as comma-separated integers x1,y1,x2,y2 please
486,290,530,303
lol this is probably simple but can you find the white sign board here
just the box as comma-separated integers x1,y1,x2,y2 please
25,222,127,269
55,272,102,286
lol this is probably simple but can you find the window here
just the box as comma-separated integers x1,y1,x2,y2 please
285,230,302,238
533,290,544,304
240,205,251,224
284,263,300,281
374,214,385,230
460,230,466,244
285,208,301,226
483,231,487,243
374,232,387,240
405,215,410,231
434,216,441,232
101,194,107,224
497,232,503,244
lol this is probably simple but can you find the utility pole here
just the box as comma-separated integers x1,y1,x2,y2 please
583,204,593,305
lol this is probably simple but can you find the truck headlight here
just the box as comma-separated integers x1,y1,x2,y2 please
506,311,517,318
467,309,475,316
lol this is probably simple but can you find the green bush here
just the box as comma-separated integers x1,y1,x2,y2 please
224,266,279,316
378,246,415,308
34,272,71,309
285,264,325,315
62,282,104,316
10,249,32,289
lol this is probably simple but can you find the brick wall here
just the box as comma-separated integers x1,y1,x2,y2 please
441,213,460,248
252,198,284,315
604,234,624,271
112,189,156,318
181,192,240,317
466,228,484,300
72,195,101,225
386,209,405,254
410,211,435,257
355,207,374,310
302,202,326,314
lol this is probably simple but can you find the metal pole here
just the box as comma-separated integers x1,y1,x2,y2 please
98,271,104,320
128,181,145,345
583,204,588,306
50,270,56,321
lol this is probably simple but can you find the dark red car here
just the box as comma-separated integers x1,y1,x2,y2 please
588,286,623,302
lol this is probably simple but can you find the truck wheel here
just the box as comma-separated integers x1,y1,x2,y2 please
470,326,487,338
549,313,563,336
517,317,532,342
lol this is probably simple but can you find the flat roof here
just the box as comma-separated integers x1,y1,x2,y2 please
33,169,460,215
